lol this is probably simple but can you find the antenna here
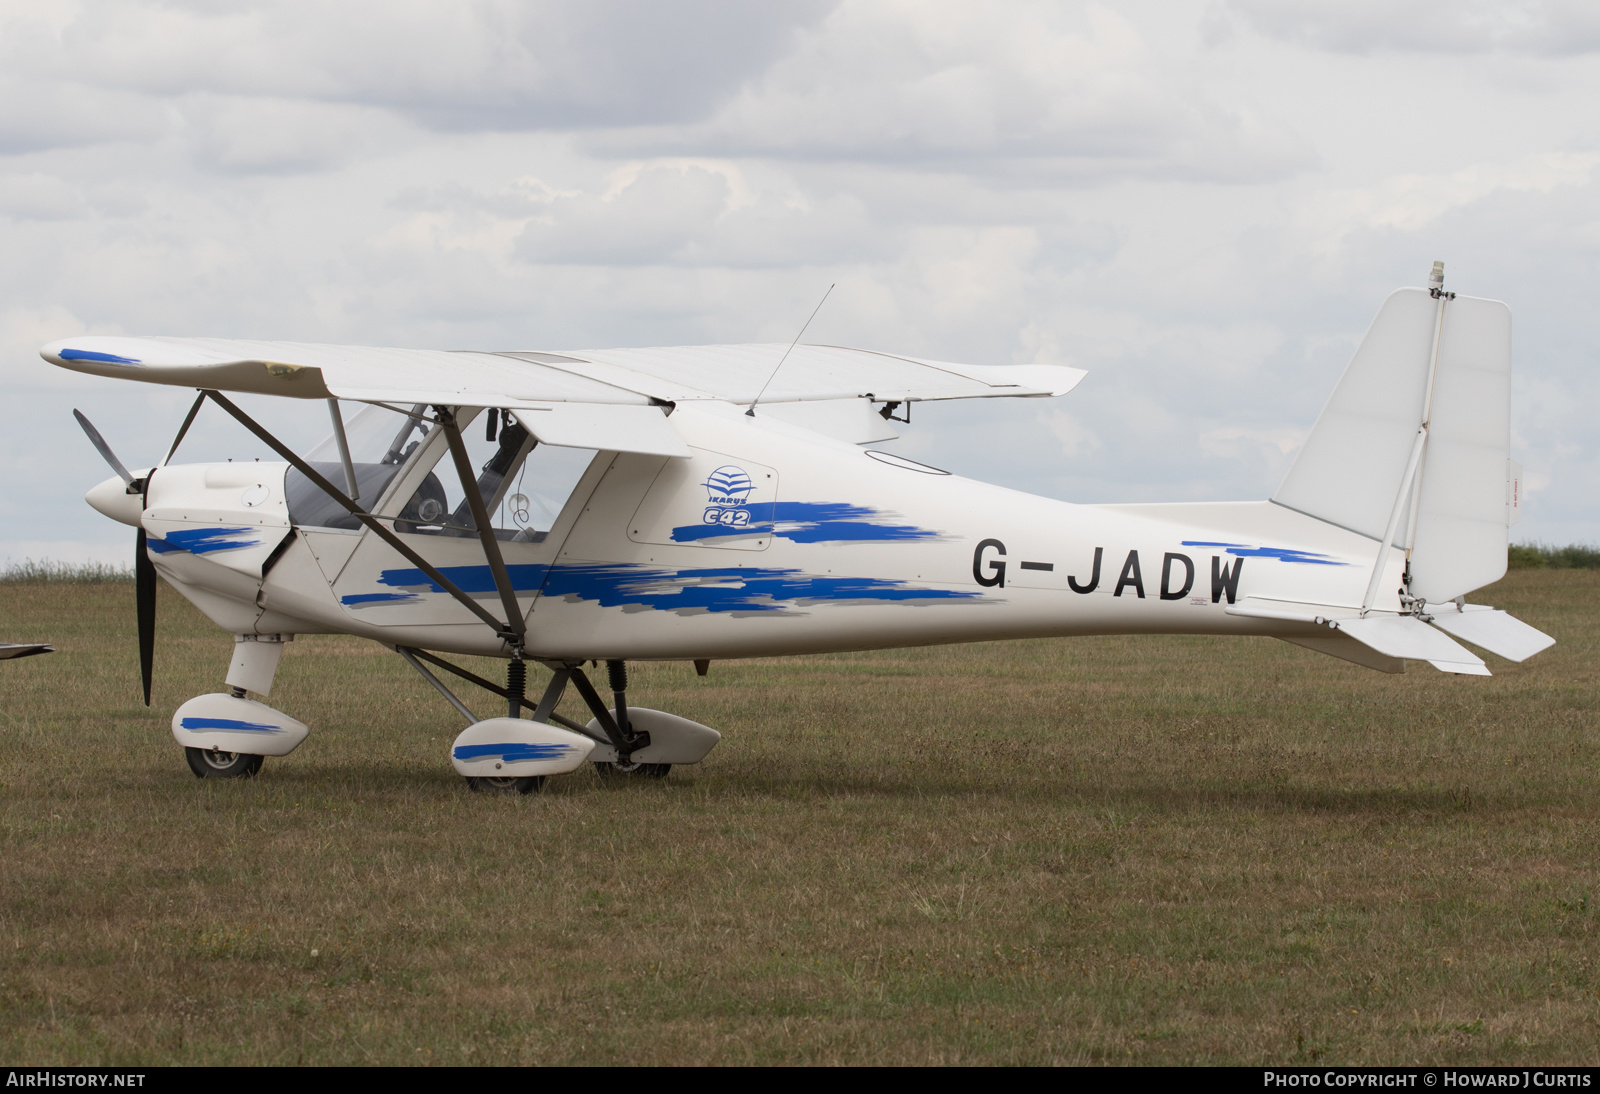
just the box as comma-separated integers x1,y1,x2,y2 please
747,283,834,416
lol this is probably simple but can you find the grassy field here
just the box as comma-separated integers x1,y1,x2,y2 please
1,573,1597,1065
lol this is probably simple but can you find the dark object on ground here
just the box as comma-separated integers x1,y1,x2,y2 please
0,643,54,660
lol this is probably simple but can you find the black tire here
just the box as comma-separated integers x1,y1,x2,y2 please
466,775,546,795
593,761,671,780
184,747,264,780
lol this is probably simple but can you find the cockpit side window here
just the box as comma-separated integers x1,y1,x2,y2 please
286,402,426,530
394,408,597,542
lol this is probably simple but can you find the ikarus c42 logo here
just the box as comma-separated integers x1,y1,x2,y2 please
702,465,755,528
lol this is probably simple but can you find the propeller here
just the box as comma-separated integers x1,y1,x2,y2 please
74,409,156,706
73,410,132,485
135,526,155,706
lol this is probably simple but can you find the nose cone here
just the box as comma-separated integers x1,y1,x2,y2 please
85,472,147,527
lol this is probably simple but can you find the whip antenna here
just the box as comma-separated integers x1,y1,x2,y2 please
747,283,834,416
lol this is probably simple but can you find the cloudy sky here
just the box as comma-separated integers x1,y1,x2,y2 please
4,0,1598,566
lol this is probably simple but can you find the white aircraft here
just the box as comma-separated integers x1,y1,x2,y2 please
46,262,1553,792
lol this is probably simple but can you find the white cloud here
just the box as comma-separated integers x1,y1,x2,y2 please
0,305,91,386
1220,0,1600,57
380,160,888,271
0,174,88,221
1198,426,1307,488
179,95,417,174
614,0,1311,182
1038,407,1102,460
18,0,830,134
1299,152,1600,251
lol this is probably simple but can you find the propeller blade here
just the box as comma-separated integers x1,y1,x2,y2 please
136,527,156,706
73,409,133,485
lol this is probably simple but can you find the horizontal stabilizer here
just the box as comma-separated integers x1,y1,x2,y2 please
1280,635,1404,674
1226,596,1359,625
1429,605,1554,662
1230,597,1486,674
1335,614,1489,676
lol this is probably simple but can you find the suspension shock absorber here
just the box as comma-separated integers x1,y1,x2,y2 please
606,659,630,736
506,651,526,718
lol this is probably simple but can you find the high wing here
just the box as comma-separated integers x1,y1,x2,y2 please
41,335,1086,457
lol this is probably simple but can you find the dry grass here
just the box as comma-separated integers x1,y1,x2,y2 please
1,572,1597,1065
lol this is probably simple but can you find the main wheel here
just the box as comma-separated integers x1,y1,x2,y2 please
466,775,546,795
593,760,671,779
184,747,264,780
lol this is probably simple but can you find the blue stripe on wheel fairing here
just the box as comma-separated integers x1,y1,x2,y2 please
180,716,282,733
453,742,577,762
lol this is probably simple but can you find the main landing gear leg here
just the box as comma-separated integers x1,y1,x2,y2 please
570,661,669,780
506,650,526,718
608,660,631,742
470,648,543,795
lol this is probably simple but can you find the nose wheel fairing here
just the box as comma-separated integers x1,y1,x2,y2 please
171,693,309,758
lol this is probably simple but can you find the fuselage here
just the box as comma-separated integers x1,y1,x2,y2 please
97,401,1399,662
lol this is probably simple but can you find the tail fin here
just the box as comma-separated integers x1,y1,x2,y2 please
1273,282,1511,603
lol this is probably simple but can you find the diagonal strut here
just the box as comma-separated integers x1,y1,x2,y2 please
435,407,527,644
202,390,513,639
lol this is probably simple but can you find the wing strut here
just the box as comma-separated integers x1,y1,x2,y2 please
434,407,527,646
162,392,206,466
326,399,361,501
395,647,477,724
202,390,516,640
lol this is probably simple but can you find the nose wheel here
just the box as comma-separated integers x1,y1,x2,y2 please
184,747,264,779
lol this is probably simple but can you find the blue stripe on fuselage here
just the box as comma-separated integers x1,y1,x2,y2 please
363,561,983,615
147,527,263,555
340,592,420,606
541,563,980,614
1181,541,1346,566
374,563,549,594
